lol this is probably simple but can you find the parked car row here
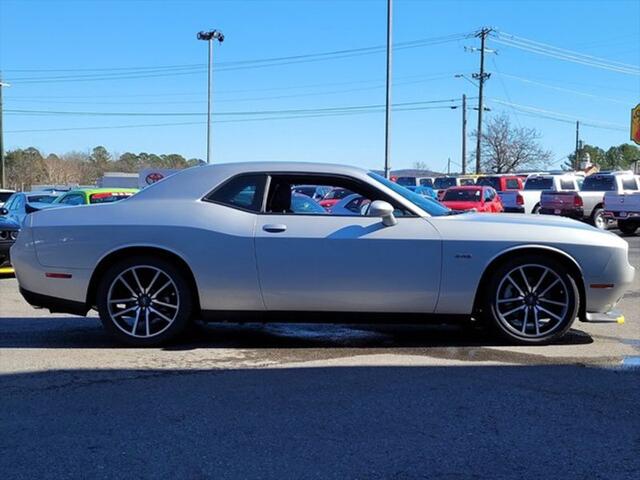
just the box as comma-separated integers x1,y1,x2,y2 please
539,171,639,230
390,170,640,235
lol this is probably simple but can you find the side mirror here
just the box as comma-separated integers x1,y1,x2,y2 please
369,200,397,227
0,207,8,216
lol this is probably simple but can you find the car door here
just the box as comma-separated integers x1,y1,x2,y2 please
254,173,441,313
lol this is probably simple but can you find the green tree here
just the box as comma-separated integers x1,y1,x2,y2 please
5,147,47,190
564,143,639,171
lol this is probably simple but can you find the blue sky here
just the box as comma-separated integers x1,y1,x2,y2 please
1,0,639,173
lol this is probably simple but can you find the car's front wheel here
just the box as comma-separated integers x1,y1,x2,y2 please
485,255,579,345
96,256,193,346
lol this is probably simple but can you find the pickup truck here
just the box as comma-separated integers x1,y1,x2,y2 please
539,172,639,229
603,178,640,235
476,175,524,192
501,174,582,214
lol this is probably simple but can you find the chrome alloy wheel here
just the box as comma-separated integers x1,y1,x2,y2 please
494,264,570,338
107,265,180,339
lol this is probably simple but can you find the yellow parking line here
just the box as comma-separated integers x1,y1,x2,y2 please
0,266,15,275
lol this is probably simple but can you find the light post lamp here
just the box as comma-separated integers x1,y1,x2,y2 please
0,76,10,189
197,29,224,164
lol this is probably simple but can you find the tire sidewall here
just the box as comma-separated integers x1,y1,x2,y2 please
618,220,638,235
96,256,193,346
485,255,579,345
592,208,606,230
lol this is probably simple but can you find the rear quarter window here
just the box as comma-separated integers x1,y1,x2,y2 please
560,179,575,190
205,174,266,212
621,178,638,190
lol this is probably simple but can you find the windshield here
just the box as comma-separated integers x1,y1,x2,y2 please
368,173,451,216
395,177,416,186
581,175,616,192
433,177,457,189
0,192,13,203
443,189,481,202
524,177,553,190
477,177,501,190
27,194,57,204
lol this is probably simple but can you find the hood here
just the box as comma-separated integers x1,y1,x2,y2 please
448,212,594,230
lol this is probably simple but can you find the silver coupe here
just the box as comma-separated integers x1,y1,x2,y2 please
11,162,634,346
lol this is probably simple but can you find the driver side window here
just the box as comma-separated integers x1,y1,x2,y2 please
264,174,411,217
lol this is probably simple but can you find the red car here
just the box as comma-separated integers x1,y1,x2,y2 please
318,188,353,209
441,186,503,213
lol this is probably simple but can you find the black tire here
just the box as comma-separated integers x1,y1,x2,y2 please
618,220,638,236
591,207,607,230
484,254,579,345
96,256,193,346
531,204,541,214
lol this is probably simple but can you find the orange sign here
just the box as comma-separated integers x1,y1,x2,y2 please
632,104,640,145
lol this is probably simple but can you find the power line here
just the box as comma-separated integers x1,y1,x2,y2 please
494,72,632,105
4,98,462,118
4,103,461,134
6,33,470,84
493,31,640,76
4,73,457,106
487,98,627,131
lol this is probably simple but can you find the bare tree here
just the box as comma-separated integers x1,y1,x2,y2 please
42,154,83,185
412,160,429,171
474,114,552,173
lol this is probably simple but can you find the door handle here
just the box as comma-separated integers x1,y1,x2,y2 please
262,224,287,233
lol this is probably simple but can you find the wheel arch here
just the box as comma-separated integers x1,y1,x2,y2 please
86,245,201,314
591,202,604,216
472,245,586,320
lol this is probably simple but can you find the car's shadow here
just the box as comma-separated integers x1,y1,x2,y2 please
0,315,594,350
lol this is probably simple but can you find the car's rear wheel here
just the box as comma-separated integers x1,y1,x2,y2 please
532,204,541,214
485,255,579,345
96,256,193,346
618,219,638,235
591,207,607,230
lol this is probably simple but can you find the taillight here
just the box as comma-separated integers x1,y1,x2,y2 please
516,194,524,206
573,195,583,207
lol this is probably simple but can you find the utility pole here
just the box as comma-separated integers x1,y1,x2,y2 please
0,73,8,189
473,27,492,175
383,0,393,179
574,121,580,170
461,94,467,175
197,29,224,164
447,157,451,175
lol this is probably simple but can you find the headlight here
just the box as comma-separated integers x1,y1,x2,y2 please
10,231,19,241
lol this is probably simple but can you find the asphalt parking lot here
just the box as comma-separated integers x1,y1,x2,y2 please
1,233,639,479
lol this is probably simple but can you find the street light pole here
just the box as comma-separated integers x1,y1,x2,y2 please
384,0,393,179
197,29,224,164
473,27,492,174
0,74,10,189
461,94,467,175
